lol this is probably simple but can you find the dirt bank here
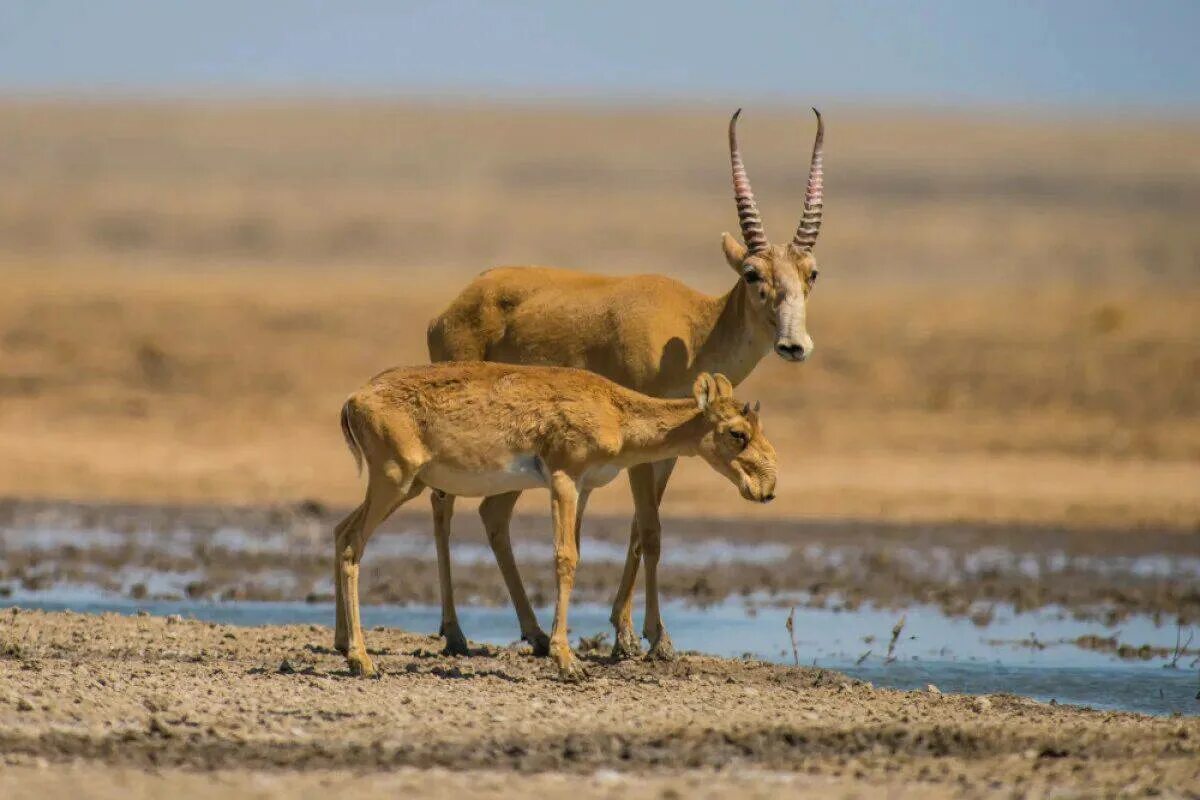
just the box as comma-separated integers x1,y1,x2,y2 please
1,610,1197,798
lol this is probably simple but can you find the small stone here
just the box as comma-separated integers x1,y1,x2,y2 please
926,684,941,695
971,696,992,713
16,698,34,712
592,769,623,785
278,659,297,675
165,614,183,625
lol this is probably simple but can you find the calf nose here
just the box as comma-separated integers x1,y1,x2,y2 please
760,492,775,504
774,342,809,361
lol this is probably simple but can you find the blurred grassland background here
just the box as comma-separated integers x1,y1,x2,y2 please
1,100,1197,528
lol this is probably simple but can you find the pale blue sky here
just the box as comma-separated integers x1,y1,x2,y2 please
2,1,1197,111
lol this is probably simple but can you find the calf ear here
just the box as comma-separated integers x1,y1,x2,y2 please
713,373,735,399
721,232,748,271
692,373,716,411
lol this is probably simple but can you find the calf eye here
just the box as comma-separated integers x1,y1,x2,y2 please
743,268,762,284
730,430,749,447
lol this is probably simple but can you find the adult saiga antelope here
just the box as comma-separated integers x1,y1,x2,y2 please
408,108,824,662
335,363,777,678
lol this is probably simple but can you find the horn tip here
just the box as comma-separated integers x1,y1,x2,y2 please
811,106,822,120
731,107,743,122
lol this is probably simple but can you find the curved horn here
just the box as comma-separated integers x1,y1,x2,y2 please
791,107,825,252
729,109,768,254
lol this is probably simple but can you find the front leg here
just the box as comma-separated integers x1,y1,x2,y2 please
549,472,586,680
609,503,648,662
634,461,677,661
610,459,677,661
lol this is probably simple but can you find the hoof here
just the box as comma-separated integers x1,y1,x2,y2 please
333,640,349,657
610,626,643,661
556,655,590,682
645,632,678,662
525,629,551,658
348,653,378,678
441,622,470,657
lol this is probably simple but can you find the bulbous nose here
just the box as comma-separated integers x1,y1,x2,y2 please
774,340,812,361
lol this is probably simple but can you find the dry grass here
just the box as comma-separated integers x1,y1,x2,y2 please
0,101,1197,527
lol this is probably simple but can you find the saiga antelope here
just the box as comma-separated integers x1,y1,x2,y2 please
334,363,777,678
339,108,825,662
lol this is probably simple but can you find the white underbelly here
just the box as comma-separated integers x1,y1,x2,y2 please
420,455,549,497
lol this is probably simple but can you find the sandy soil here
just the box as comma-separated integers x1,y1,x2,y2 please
1,609,1197,798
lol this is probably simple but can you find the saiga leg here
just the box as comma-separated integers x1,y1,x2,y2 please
333,504,364,655
609,458,676,660
638,462,677,660
431,490,470,655
478,491,548,654
336,473,422,677
548,472,585,680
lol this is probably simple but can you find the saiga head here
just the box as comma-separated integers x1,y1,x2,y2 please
691,372,777,504
721,108,825,363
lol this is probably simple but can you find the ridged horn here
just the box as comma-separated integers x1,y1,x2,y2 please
791,107,825,252
729,109,768,254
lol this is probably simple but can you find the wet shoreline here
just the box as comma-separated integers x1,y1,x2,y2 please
3,497,1197,625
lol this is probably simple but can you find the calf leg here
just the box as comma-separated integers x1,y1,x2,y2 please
337,474,421,677
548,472,585,680
332,503,364,655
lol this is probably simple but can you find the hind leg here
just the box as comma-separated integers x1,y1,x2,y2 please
333,504,365,655
337,472,422,677
480,491,549,655
432,490,470,655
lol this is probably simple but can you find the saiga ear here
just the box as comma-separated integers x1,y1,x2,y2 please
721,232,748,271
692,372,717,411
712,373,735,399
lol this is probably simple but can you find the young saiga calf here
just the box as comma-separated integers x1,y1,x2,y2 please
334,362,777,679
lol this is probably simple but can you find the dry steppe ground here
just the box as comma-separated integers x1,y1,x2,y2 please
1,610,1197,799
